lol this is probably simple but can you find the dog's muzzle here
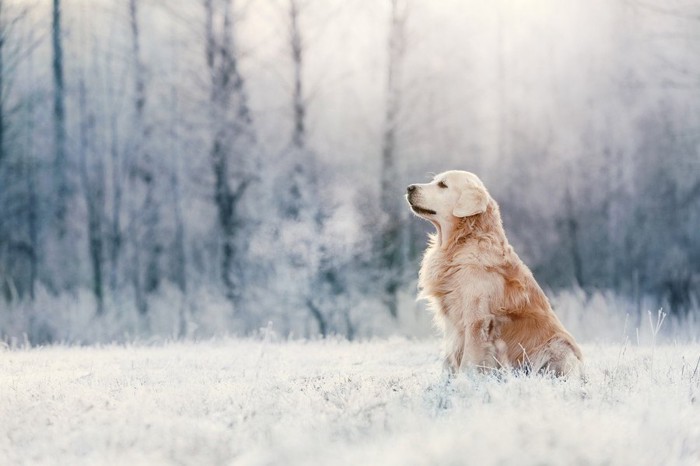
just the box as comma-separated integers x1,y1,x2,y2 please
406,185,436,215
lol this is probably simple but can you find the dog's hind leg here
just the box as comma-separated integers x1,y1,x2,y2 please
464,317,508,372
533,338,582,378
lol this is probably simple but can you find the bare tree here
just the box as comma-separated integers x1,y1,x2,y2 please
0,1,38,300
52,0,69,240
495,0,510,165
204,0,256,308
286,0,328,336
0,0,6,166
107,57,123,294
0,0,10,199
290,0,305,150
563,187,584,289
77,75,105,314
128,0,162,315
23,35,38,300
625,0,700,316
379,0,407,318
169,88,187,297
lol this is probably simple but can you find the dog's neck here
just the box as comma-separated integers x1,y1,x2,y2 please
432,201,505,250
430,220,452,249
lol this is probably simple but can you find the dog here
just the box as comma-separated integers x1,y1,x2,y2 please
406,170,582,376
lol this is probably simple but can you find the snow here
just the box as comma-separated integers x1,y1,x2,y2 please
1,338,699,465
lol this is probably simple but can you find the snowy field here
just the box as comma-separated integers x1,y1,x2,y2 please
1,338,700,466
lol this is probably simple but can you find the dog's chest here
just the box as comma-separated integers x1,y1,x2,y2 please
419,243,505,317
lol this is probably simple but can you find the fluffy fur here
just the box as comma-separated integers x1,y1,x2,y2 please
406,170,582,376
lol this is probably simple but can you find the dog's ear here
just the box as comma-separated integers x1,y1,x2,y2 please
453,186,488,217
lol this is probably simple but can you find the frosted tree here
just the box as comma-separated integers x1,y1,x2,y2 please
627,0,700,316
204,0,256,309
285,0,327,335
22,25,39,301
77,74,106,315
0,0,698,342
51,0,69,242
0,0,6,165
251,0,360,337
167,88,188,298
106,29,124,295
0,1,41,302
378,0,407,318
128,0,162,315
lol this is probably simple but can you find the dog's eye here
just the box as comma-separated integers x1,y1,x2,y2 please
438,181,448,189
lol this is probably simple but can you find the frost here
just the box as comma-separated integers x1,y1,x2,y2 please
1,340,699,465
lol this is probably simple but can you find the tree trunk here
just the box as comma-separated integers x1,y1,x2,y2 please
170,89,187,296
129,0,160,311
52,0,68,239
564,188,584,289
306,298,328,338
109,102,122,292
496,0,509,164
25,35,38,300
0,12,5,167
78,78,105,315
204,0,254,308
290,0,305,150
286,0,338,335
26,161,38,300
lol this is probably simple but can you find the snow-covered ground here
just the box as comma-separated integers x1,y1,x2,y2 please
1,338,699,465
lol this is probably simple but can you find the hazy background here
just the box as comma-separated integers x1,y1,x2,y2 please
0,0,698,344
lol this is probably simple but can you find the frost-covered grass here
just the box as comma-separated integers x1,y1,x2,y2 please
2,285,697,345
1,338,699,465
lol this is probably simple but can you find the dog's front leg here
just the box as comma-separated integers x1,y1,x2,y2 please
442,322,465,374
464,317,507,372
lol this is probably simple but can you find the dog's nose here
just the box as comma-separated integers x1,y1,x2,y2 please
407,185,417,194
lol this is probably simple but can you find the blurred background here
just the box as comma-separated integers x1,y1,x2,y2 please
0,0,698,344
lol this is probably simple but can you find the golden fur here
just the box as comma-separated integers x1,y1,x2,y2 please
407,170,582,375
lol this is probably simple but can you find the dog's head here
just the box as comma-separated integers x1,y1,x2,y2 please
406,170,490,226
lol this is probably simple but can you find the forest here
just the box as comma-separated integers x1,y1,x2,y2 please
0,0,698,343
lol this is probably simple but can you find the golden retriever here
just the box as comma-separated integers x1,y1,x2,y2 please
406,170,582,376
